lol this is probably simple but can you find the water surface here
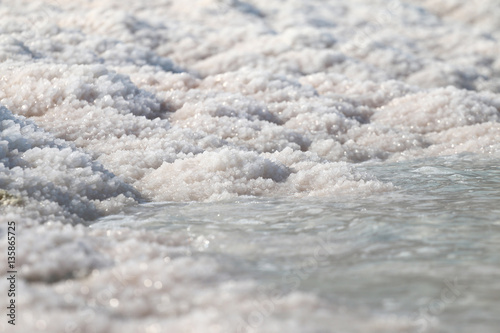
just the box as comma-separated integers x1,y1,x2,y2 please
94,154,500,332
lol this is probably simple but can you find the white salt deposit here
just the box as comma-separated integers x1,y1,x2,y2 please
0,0,499,332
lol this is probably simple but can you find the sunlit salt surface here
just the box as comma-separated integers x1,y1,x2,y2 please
93,154,500,333
1,0,500,332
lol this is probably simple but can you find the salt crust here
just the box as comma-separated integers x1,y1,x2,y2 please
0,0,499,332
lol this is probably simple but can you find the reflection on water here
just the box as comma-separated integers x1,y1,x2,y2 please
94,153,500,332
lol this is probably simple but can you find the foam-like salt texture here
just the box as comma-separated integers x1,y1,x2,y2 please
0,0,499,332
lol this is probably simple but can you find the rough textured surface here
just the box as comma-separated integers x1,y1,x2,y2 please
0,0,499,332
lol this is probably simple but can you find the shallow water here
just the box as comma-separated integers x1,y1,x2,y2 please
94,154,500,332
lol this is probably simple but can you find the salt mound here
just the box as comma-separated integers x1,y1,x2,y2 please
0,106,139,223
372,87,500,134
0,0,498,220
